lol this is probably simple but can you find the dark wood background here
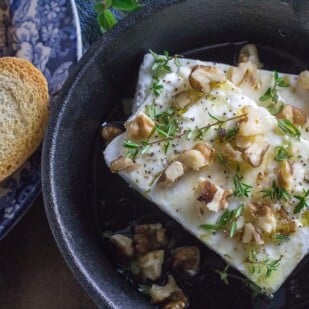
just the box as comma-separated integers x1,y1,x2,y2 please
0,195,97,309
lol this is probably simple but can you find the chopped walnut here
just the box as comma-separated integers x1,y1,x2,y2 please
172,90,201,109
277,104,307,126
196,179,231,213
101,124,124,146
242,222,264,245
149,275,184,304
137,250,164,281
133,224,167,255
297,70,309,90
158,161,184,187
246,202,277,234
227,61,261,89
189,65,226,93
125,112,155,140
278,160,293,191
110,234,134,257
110,157,138,173
239,105,264,136
238,44,263,68
172,246,200,276
243,135,269,167
221,143,243,163
162,291,188,309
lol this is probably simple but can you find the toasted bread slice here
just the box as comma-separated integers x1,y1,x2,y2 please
0,57,49,182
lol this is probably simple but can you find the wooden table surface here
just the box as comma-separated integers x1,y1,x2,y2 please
0,195,97,309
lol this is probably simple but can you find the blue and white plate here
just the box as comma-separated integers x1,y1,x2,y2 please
0,0,82,239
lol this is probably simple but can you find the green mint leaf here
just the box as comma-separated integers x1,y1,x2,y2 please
97,9,117,32
277,119,301,139
112,0,141,11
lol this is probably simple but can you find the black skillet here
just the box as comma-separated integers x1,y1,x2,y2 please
42,1,309,308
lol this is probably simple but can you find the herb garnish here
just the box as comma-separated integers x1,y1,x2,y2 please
212,265,265,297
123,114,246,159
293,190,309,214
277,119,301,139
260,181,291,202
149,50,182,97
200,204,244,238
273,233,290,243
218,154,252,197
259,71,289,115
245,250,281,278
274,145,291,161
95,0,142,32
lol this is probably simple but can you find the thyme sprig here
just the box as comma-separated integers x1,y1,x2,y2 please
123,114,246,159
293,190,309,214
245,250,281,278
259,71,289,115
200,204,244,238
212,265,265,297
260,181,291,202
277,119,301,139
149,50,182,96
274,144,291,161
217,154,252,197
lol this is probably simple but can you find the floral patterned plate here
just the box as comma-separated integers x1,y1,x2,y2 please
0,0,82,239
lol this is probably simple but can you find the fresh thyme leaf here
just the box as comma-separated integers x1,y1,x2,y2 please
233,173,252,197
145,104,158,120
123,140,140,149
274,145,291,161
261,181,291,202
277,119,301,139
208,112,223,123
212,265,265,297
246,250,281,278
259,71,289,115
151,78,164,97
200,224,219,232
164,140,171,154
273,233,290,242
293,190,309,213
230,221,237,238
259,88,272,102
200,204,244,238
225,127,239,140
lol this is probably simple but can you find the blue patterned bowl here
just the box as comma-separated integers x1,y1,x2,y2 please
0,0,81,239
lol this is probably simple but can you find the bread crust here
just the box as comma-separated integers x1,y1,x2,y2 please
0,57,49,182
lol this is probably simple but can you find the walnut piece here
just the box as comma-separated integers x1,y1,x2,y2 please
243,135,269,167
125,112,155,140
189,65,226,93
172,90,201,109
221,143,243,163
133,224,167,255
277,104,307,126
196,179,231,213
110,234,134,257
238,44,263,68
137,250,164,281
101,124,124,146
239,105,264,136
242,222,264,245
278,160,293,191
110,157,137,173
172,246,200,276
297,70,309,90
158,161,184,187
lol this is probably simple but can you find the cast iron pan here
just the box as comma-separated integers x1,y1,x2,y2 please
42,1,309,308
